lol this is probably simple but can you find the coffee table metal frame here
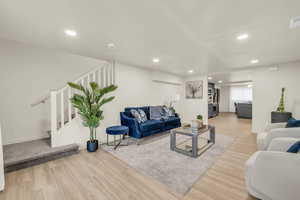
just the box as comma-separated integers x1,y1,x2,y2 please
170,125,215,158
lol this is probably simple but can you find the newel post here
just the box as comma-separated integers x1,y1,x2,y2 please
50,90,57,147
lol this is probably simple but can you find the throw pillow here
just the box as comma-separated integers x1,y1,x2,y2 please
286,117,300,128
130,109,143,123
160,106,169,120
163,106,175,117
138,109,148,123
287,141,300,153
150,106,164,120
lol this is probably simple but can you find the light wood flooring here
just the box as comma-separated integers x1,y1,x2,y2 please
183,113,257,200
0,113,257,200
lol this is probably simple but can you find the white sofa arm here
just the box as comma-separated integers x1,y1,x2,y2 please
246,151,300,200
264,122,287,132
264,127,300,149
268,137,300,152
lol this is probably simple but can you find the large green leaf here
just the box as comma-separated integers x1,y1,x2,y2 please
102,85,118,94
68,82,85,92
99,96,115,107
90,82,99,91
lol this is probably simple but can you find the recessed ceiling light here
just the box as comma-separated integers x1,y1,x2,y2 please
208,76,213,80
237,33,249,40
152,58,160,63
188,70,194,73
251,59,259,64
107,43,115,49
218,80,223,83
64,29,77,37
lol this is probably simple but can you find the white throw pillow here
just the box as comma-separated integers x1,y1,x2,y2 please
163,106,175,117
130,109,143,123
138,109,148,123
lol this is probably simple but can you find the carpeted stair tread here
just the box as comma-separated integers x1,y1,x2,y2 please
3,138,79,172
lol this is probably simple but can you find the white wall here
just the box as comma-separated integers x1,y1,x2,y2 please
0,39,185,145
219,86,230,112
0,39,107,145
180,76,208,125
100,62,184,130
252,62,300,133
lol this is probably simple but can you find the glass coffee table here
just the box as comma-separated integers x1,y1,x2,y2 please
170,125,215,158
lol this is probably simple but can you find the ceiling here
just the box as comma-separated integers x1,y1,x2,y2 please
208,69,252,85
1,0,300,77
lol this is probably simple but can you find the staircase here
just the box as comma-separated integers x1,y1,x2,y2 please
50,61,115,147
1,61,115,174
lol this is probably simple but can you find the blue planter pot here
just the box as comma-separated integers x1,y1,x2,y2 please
87,140,98,152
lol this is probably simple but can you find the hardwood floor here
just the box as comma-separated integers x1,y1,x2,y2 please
0,149,178,200
183,113,257,200
0,113,257,200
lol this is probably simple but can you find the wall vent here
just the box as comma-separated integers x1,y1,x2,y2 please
290,16,300,29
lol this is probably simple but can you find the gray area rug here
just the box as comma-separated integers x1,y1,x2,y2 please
103,132,234,195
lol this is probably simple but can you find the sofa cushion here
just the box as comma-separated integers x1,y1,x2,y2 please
286,117,300,128
287,141,300,153
150,106,164,120
164,116,180,126
139,120,164,132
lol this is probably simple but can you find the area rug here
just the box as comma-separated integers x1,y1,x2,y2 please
103,132,234,195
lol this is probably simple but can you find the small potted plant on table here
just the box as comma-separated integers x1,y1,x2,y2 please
191,114,204,130
68,82,117,152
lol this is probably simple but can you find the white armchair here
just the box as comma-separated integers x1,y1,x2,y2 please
246,138,300,200
257,122,300,150
267,137,300,151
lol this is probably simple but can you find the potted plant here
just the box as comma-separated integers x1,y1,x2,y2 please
276,87,285,112
68,81,117,152
197,114,204,128
197,114,203,121
192,114,204,130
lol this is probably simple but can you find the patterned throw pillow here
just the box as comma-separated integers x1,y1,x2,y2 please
138,109,148,123
163,106,175,117
161,106,170,120
130,109,143,123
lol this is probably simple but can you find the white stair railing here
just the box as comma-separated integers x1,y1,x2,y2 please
50,61,115,147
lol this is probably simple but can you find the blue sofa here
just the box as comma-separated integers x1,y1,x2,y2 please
120,106,181,138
